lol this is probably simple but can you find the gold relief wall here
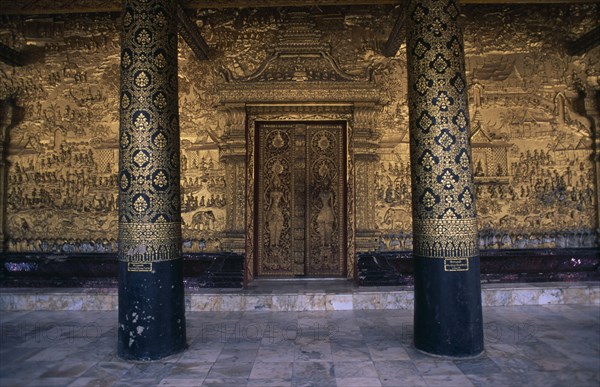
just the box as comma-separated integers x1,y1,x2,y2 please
459,5,599,250
0,4,598,253
374,4,599,251
0,14,122,253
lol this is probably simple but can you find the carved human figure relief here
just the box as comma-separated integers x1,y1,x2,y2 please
266,185,285,247
315,180,336,247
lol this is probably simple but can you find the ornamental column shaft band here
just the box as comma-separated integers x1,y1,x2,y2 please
118,0,186,360
406,0,483,356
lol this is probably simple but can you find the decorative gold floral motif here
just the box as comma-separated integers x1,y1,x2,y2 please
153,132,167,148
422,190,437,209
154,52,167,69
133,150,149,166
154,11,167,28
121,93,131,109
153,92,167,110
272,131,285,148
134,114,149,131
415,75,432,95
121,51,132,69
120,174,130,190
407,0,478,266
134,71,150,88
133,195,148,212
123,10,133,27
153,171,168,188
118,0,181,264
135,28,152,46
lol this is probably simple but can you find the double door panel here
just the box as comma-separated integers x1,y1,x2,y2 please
257,122,346,277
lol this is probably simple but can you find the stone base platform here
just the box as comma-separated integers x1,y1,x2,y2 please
1,280,598,312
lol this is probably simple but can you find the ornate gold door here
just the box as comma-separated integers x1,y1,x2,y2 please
256,122,346,277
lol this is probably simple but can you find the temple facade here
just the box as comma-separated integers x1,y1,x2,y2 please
1,2,597,278
1,0,598,361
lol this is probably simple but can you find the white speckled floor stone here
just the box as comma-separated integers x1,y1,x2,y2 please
0,304,597,386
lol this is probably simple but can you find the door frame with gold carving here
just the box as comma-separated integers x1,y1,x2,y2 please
255,121,348,277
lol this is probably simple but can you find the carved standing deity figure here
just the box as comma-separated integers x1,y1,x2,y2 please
266,184,285,247
316,180,335,247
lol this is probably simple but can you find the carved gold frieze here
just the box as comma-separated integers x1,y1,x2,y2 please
0,4,597,255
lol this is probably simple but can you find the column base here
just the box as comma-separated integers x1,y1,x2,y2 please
413,255,484,357
118,260,187,361
415,347,485,360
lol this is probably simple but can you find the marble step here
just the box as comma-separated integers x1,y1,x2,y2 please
1,281,598,311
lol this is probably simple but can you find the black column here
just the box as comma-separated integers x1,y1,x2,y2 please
406,0,484,357
118,0,186,360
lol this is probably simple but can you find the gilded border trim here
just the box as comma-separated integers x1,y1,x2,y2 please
119,222,182,262
413,218,478,258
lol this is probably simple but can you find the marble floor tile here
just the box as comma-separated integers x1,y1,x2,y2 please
256,343,296,362
0,378,31,387
333,360,378,378
331,346,372,362
200,378,249,387
336,377,382,386
380,374,428,387
366,341,411,361
39,361,97,378
112,378,162,387
292,361,335,386
0,347,43,364
512,370,578,386
118,362,175,384
373,361,428,387
1,360,55,382
465,371,528,387
79,361,133,380
166,360,212,379
454,356,502,375
373,359,422,380
24,347,78,362
422,374,476,387
485,342,544,372
25,377,76,386
66,377,110,387
0,303,597,387
221,338,262,349
247,378,293,387
158,378,206,386
207,361,254,379
0,311,32,324
215,348,258,363
189,334,230,348
295,341,333,362
249,361,293,379
178,348,223,362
